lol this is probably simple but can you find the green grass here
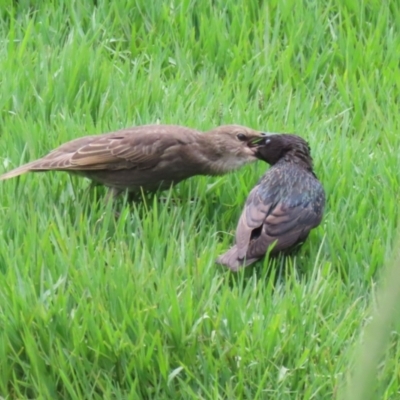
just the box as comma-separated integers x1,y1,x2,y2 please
0,0,399,398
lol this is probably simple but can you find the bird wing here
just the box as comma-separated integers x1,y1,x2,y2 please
234,186,274,259
216,185,274,270
23,126,198,172
60,134,170,170
245,199,323,261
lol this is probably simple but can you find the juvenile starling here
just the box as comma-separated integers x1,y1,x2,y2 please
216,134,325,271
0,124,268,201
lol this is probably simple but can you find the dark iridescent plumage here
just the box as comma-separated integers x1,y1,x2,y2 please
216,134,325,271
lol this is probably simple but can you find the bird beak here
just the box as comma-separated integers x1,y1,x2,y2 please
247,135,269,148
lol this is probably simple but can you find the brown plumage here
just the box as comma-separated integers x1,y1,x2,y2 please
0,124,268,200
216,134,325,271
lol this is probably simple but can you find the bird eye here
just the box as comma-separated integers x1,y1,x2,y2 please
265,138,271,144
237,133,247,141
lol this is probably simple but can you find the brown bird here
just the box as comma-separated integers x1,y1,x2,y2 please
216,134,325,271
0,124,268,201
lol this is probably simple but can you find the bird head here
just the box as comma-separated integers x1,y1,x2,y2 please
202,125,270,173
254,134,313,166
207,124,269,156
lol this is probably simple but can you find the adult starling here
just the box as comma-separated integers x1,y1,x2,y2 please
216,134,325,271
0,124,268,201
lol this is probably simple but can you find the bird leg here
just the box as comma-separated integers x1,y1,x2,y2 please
102,187,123,218
104,187,123,204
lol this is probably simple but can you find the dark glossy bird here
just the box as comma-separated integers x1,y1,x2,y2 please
0,124,268,201
216,134,325,271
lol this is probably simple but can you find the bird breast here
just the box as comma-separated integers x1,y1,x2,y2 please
210,152,254,174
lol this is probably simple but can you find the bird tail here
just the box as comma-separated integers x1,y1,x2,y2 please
216,245,259,271
0,161,42,181
216,246,243,271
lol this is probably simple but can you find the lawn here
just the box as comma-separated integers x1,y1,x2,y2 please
0,0,399,398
